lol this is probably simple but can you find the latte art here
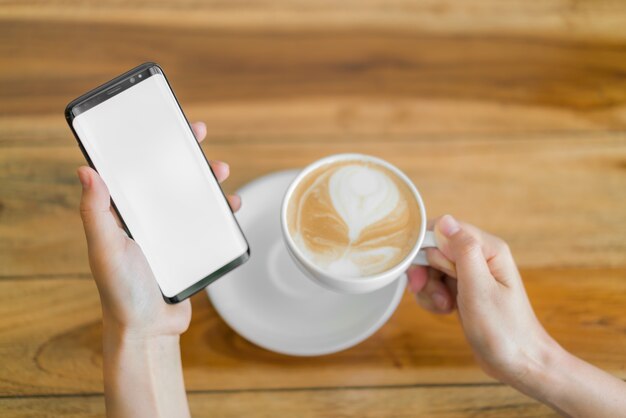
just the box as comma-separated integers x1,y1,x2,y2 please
330,165,399,242
287,160,420,278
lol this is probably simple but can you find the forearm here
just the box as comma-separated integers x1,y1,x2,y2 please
514,343,626,417
102,323,191,418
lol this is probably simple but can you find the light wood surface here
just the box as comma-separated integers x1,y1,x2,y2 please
0,385,559,418
3,136,625,275
0,268,624,397
1,0,625,416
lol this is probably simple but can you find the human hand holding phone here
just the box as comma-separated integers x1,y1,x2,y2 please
68,63,249,304
78,121,239,418
408,215,626,417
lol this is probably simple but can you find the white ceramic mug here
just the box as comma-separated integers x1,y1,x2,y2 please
280,153,436,294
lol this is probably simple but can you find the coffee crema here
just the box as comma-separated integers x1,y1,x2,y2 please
287,160,421,278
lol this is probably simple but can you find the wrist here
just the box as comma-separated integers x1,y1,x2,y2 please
102,318,180,350
99,298,191,340
507,336,568,402
100,315,189,418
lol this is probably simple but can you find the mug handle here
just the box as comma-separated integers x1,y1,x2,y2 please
412,230,437,266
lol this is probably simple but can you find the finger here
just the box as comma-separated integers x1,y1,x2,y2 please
435,215,518,287
435,215,494,294
210,160,230,183
407,265,429,293
109,207,125,231
444,275,458,299
191,121,207,143
463,225,519,286
77,167,123,250
227,194,241,212
416,268,454,314
424,217,455,277
426,247,456,278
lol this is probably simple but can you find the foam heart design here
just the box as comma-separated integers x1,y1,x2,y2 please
328,165,399,242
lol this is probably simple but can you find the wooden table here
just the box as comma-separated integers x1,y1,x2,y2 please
1,1,625,416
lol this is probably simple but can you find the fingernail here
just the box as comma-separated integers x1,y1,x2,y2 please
228,194,241,211
432,292,448,310
193,121,206,131
77,168,90,189
217,161,230,171
439,215,460,238
210,160,230,175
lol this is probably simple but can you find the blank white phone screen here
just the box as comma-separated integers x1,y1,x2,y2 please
73,73,247,298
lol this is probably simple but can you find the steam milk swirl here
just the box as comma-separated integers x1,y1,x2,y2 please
329,165,399,242
287,160,420,278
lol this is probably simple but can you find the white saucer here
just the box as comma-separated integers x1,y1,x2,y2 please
206,170,406,356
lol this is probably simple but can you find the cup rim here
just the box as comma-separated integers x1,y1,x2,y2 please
280,153,427,285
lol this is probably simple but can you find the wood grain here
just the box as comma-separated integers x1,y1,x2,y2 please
4,100,620,148
0,385,558,418
0,268,623,396
1,135,625,277
1,0,625,415
2,16,626,138
1,0,626,43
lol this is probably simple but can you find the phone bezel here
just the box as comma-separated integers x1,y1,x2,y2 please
65,62,250,304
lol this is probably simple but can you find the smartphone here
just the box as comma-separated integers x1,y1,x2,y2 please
65,62,249,303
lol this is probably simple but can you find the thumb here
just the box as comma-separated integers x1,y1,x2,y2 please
435,215,493,292
77,166,122,250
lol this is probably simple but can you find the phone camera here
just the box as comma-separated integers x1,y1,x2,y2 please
130,77,136,83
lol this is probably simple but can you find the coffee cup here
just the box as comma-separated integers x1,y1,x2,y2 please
280,153,436,294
